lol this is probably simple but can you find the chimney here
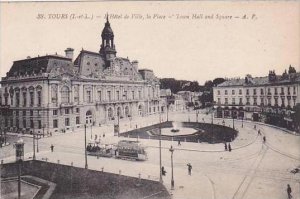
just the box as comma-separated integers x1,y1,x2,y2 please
132,60,139,71
65,48,74,60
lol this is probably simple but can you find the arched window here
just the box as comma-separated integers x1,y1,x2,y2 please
51,85,58,103
61,86,70,103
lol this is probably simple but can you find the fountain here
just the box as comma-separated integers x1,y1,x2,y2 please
171,122,181,133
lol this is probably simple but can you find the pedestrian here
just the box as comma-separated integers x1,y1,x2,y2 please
228,143,232,152
50,144,54,152
263,136,266,143
162,166,166,176
187,163,192,175
287,184,292,199
178,140,181,146
95,134,98,140
103,133,105,138
258,129,261,136
254,125,256,129
224,143,228,151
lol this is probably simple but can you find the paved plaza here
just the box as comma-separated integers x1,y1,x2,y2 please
1,110,300,199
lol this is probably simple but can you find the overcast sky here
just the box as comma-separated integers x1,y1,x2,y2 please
0,1,299,84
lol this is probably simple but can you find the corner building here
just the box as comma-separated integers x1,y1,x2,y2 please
0,18,160,134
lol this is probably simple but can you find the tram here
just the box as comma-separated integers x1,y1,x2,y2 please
115,140,147,161
86,140,114,158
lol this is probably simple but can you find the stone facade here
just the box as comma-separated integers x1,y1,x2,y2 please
213,67,300,122
0,18,160,135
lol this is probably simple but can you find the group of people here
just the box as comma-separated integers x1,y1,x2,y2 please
224,142,232,152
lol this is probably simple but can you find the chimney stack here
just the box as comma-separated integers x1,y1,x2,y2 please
65,48,74,60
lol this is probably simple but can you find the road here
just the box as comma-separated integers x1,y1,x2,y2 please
1,110,300,199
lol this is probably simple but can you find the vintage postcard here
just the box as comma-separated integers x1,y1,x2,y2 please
0,1,299,199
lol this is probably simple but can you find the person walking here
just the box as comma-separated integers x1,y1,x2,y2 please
258,129,261,136
228,143,232,152
187,163,192,175
161,166,166,176
263,136,266,143
224,143,228,151
287,184,292,199
50,144,54,152
178,140,181,146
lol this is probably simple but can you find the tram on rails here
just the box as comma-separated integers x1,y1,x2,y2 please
86,140,147,161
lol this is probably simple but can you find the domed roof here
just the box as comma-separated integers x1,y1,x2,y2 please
101,16,114,38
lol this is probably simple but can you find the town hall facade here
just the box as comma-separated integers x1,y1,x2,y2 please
0,18,160,135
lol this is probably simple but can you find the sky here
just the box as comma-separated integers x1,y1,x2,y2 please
0,1,299,84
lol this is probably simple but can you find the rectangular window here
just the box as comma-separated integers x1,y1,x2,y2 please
260,98,264,105
246,97,250,105
253,98,257,105
30,110,33,116
281,87,284,94
23,92,27,106
225,90,228,95
217,90,221,95
225,98,228,105
253,89,256,95
275,98,278,105
232,98,235,105
23,110,26,116
123,91,127,100
260,89,264,95
246,89,249,95
87,91,92,103
37,91,41,106
30,92,34,106
53,110,57,115
232,90,235,95
217,98,221,104
65,118,70,126
274,88,278,95
16,92,20,107
116,91,120,101
65,109,69,115
76,116,80,124
16,119,19,128
16,111,19,116
30,119,34,128
97,91,102,101
38,120,42,129
287,87,290,95
107,91,111,101
132,91,135,99
239,89,242,95
239,98,243,105
53,120,58,128
293,86,296,94
76,108,80,113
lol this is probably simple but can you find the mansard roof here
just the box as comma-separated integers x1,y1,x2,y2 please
217,72,300,87
6,55,74,78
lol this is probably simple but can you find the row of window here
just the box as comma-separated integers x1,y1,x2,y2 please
2,90,42,107
218,97,296,106
217,86,297,96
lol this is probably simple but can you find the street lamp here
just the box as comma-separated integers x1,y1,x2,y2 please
241,116,244,128
232,111,235,130
90,123,93,140
32,129,36,160
196,110,199,123
36,133,40,153
169,145,175,190
14,136,24,199
159,111,163,183
84,124,88,169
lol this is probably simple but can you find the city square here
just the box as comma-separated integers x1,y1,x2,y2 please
0,1,300,199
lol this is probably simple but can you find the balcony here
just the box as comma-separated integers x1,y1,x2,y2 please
60,102,74,108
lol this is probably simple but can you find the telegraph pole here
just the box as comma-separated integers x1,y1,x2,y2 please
159,111,162,183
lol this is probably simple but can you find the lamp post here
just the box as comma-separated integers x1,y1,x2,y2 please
241,116,244,128
117,112,120,137
36,133,40,153
159,111,163,183
90,123,93,140
14,136,24,199
169,145,174,190
166,104,169,122
232,111,235,130
196,110,199,123
84,124,88,169
33,129,36,160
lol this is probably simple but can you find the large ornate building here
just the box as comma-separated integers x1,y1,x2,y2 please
0,18,160,134
213,66,300,126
